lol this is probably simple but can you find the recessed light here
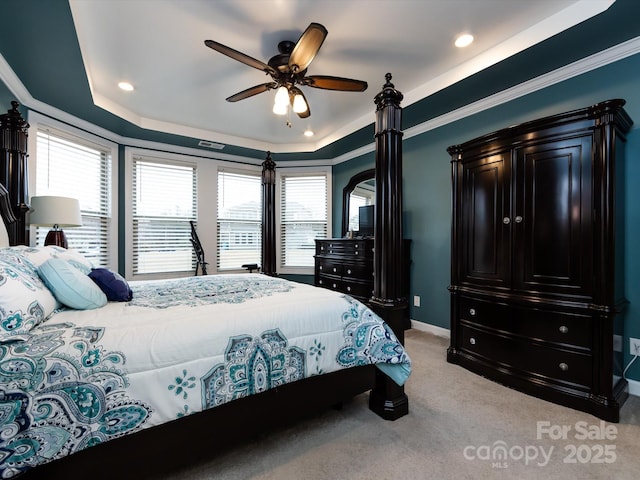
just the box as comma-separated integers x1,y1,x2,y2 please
454,34,474,48
118,81,134,91
304,129,314,137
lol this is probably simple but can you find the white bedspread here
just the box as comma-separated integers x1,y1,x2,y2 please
0,274,410,477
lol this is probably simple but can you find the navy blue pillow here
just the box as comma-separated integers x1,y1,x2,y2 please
88,268,133,302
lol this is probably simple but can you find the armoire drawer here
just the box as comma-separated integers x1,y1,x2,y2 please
457,296,592,350
459,324,593,389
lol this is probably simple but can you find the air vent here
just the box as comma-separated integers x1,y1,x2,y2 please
198,140,225,150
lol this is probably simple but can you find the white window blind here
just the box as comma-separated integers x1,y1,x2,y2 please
280,173,327,268
35,129,112,266
132,158,196,275
217,170,262,270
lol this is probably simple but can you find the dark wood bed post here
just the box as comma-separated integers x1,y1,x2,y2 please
0,101,30,245
261,151,277,276
368,73,409,420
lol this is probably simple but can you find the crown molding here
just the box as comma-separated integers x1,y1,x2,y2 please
3,36,639,166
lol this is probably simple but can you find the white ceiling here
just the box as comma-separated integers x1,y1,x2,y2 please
68,0,614,153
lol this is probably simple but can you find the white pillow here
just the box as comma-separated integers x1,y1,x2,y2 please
0,221,9,247
0,248,59,341
17,245,94,274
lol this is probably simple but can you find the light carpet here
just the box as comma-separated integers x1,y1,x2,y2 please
160,329,640,480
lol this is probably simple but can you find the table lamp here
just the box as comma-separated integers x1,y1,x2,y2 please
29,196,82,248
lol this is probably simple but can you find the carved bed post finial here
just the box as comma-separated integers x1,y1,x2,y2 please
368,74,409,420
0,101,30,245
261,151,277,276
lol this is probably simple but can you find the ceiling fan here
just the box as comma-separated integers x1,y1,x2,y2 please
204,23,368,119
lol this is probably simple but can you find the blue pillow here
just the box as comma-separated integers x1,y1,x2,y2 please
89,268,133,302
38,259,107,310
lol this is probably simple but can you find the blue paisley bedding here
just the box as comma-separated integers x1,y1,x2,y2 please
0,272,410,478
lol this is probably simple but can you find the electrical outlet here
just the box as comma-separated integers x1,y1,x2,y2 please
413,295,421,307
630,337,640,356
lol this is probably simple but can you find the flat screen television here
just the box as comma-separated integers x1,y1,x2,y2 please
358,205,374,237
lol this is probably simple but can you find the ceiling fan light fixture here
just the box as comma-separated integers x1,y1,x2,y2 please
292,93,308,113
274,86,289,107
273,102,288,115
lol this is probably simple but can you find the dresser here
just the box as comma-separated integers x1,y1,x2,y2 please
314,238,374,304
447,100,632,422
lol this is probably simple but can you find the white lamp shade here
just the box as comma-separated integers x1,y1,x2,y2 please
29,196,83,227
274,86,289,107
292,93,308,113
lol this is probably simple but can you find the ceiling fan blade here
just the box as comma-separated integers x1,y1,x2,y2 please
226,82,277,102
288,23,328,73
205,40,276,75
303,75,368,92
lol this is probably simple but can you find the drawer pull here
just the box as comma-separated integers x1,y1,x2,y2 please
347,286,351,292
347,269,352,275
503,217,511,224
469,308,476,316
469,337,476,345
319,265,323,271
559,325,569,334
355,251,359,255
559,363,569,371
333,267,337,273
332,283,337,289
318,279,323,285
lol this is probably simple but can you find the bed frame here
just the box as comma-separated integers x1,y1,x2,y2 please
1,76,409,479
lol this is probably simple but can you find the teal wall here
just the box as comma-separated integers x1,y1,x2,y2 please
1,48,638,382
333,52,640,381
0,83,13,111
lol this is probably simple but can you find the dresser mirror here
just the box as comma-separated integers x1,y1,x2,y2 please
341,168,375,237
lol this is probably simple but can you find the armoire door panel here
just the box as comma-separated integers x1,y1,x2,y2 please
513,137,593,298
460,154,510,288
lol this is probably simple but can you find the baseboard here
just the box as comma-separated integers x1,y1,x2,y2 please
410,320,450,339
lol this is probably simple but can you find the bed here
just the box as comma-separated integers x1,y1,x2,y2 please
0,75,409,478
0,242,411,478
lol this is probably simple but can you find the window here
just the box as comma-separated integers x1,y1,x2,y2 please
278,170,330,270
35,128,113,267
131,157,197,275
217,169,262,270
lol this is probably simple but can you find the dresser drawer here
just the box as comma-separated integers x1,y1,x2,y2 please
459,324,592,389
457,296,592,350
316,239,373,257
316,259,343,276
316,241,347,255
316,275,343,291
342,280,373,299
342,263,373,280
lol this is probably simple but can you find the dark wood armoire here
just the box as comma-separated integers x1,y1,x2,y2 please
447,100,632,422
